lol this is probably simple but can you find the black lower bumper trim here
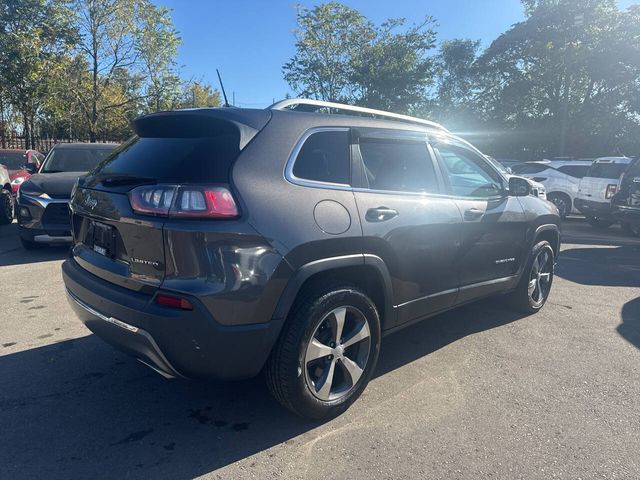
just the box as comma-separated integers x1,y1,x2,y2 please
66,288,184,379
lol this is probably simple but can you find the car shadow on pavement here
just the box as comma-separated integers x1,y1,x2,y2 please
0,222,69,266
555,245,640,287
0,299,526,479
618,297,640,350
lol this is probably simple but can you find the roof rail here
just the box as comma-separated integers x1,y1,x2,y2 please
270,98,449,132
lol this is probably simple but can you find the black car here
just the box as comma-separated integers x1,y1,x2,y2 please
62,100,560,419
612,158,640,237
17,142,118,248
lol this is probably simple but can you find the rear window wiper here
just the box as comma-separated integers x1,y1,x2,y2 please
98,174,157,187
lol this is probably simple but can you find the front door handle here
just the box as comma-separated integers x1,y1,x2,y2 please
464,208,484,221
366,207,398,222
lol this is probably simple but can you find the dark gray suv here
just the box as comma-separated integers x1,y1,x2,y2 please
62,99,560,418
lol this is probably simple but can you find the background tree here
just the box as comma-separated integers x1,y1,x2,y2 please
179,81,222,108
351,17,437,113
0,0,75,147
72,0,182,141
283,2,375,102
474,0,640,157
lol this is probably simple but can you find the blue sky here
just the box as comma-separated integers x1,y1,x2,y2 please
156,0,638,108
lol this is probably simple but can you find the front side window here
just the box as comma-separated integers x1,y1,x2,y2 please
436,145,505,198
359,139,438,193
292,130,350,184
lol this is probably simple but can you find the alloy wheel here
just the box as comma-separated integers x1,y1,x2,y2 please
528,248,553,307
550,196,568,218
304,306,371,402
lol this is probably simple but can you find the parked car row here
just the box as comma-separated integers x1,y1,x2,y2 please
507,156,638,235
16,143,118,248
0,144,119,245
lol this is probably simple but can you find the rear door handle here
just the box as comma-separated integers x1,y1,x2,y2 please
366,207,398,222
464,208,484,221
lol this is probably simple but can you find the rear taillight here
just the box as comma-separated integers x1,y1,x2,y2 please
129,185,238,219
170,186,238,218
129,185,175,216
605,184,618,199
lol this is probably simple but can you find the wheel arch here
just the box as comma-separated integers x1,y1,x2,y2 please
272,254,395,330
547,191,572,210
533,224,560,257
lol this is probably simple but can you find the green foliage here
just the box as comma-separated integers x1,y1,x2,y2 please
284,2,375,102
179,81,222,108
283,3,436,113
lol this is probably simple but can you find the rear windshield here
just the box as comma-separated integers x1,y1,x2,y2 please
92,135,239,183
587,162,629,179
0,151,27,169
41,146,116,173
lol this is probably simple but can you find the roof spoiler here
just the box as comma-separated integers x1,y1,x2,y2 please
133,108,272,150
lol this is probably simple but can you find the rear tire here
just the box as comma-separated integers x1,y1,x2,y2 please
586,216,614,229
547,193,571,219
0,190,13,225
621,222,640,237
508,240,555,314
265,284,381,419
20,237,42,250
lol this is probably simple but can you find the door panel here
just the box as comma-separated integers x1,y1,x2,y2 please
355,191,462,326
352,130,462,328
433,142,527,302
453,196,527,302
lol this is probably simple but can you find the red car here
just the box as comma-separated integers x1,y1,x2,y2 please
0,149,45,194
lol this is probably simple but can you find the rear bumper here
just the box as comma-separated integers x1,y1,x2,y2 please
62,257,285,380
612,206,640,226
574,198,612,218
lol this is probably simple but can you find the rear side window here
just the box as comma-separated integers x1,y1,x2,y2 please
557,165,589,178
587,162,629,179
93,135,240,183
359,139,438,193
292,130,350,184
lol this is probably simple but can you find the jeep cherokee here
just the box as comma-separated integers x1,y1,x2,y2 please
62,99,560,419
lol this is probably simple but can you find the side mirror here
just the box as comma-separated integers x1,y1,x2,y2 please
25,163,37,174
509,176,532,197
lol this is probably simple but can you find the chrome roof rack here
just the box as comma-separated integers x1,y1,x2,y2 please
270,98,449,132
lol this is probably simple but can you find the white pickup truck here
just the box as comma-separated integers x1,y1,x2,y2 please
574,157,633,228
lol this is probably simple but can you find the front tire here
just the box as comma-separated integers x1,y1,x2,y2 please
0,190,13,225
621,222,640,237
265,284,381,419
508,240,555,314
586,216,614,229
548,193,571,219
20,236,42,250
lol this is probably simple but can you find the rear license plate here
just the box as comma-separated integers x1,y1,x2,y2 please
91,221,115,258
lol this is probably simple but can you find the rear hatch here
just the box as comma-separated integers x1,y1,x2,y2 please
70,108,271,293
577,160,630,202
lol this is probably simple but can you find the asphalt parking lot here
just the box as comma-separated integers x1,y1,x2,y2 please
1,218,639,480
